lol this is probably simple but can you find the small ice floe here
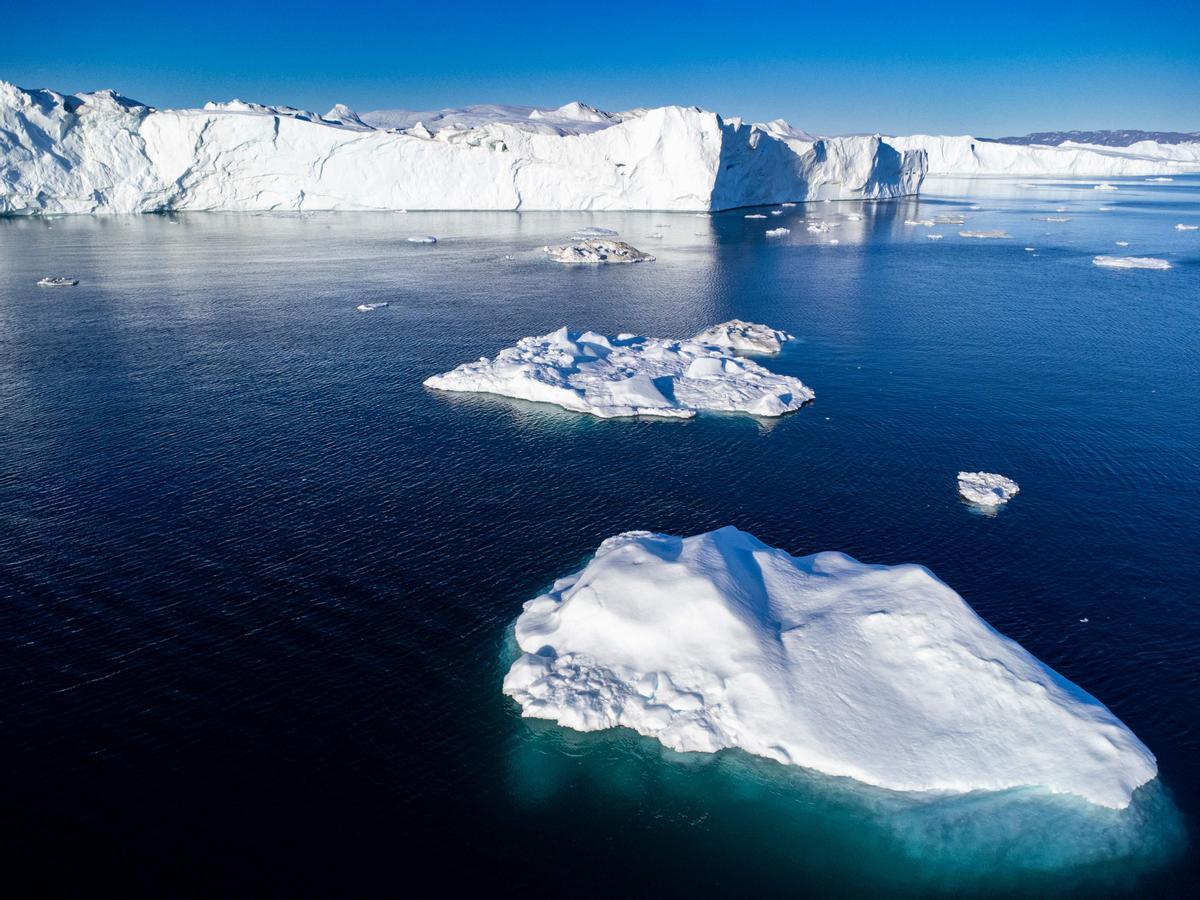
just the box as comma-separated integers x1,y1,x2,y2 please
745,214,768,219
960,230,1011,239
692,319,794,354
845,213,864,221
1034,216,1071,222
646,232,664,239
1024,247,1036,252
1055,207,1069,212
969,204,982,210
37,275,79,287
694,213,711,218
904,218,935,227
425,323,812,419
934,215,966,225
781,202,797,207
807,221,838,233
765,227,790,237
1093,255,1171,270
927,233,944,240
770,209,783,216
544,239,655,264
356,302,390,312
1094,182,1118,191
828,238,840,245
958,471,1020,507
1099,206,1117,211
1115,241,1130,247
1080,617,1090,623
407,235,437,243
573,226,619,238
1176,223,1199,231
1145,177,1173,183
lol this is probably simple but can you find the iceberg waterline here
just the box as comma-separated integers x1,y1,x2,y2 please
423,324,813,419
503,527,1158,809
0,82,924,214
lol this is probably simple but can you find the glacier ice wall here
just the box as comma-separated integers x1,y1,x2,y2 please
0,82,925,215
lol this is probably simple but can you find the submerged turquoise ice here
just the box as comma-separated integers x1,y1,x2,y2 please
0,175,1196,896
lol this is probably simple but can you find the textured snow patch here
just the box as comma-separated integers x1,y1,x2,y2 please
691,320,793,355
424,325,812,419
1093,256,1171,270
503,527,1157,808
957,471,1020,507
544,239,654,264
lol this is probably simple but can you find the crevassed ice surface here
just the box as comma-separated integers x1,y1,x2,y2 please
423,326,813,418
0,82,924,214
504,527,1157,809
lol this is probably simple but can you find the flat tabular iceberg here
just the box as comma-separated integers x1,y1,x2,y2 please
958,471,1020,506
1093,256,1171,270
544,239,654,264
424,323,812,419
504,527,1157,809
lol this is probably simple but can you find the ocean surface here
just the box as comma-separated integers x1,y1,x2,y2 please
1,177,1197,897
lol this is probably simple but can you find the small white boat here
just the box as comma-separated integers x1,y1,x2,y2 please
356,302,390,312
37,276,78,287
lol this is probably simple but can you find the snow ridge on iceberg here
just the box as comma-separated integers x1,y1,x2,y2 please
0,82,925,214
504,527,1157,809
424,324,812,419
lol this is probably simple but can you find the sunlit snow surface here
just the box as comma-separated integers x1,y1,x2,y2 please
424,324,812,418
504,528,1156,808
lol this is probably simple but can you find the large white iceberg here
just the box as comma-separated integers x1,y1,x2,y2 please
886,134,1200,177
424,324,812,419
504,527,1157,809
544,239,654,264
0,82,925,214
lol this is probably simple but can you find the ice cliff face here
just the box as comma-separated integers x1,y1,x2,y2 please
0,82,924,214
886,134,1200,177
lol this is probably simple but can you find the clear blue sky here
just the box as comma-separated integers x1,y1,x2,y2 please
5,0,1197,135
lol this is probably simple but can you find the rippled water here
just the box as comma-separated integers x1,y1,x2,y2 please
1,177,1198,896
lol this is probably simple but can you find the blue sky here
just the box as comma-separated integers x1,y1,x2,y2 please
5,0,1197,135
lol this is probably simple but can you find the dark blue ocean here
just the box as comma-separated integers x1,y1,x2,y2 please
1,177,1197,897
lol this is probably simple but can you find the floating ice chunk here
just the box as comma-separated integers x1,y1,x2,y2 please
36,275,78,287
957,471,1020,507
425,325,812,419
1094,182,1118,191
745,213,768,219
503,526,1157,809
1115,241,1130,246
960,230,1011,239
844,213,864,221
1099,206,1117,211
1176,223,1198,231
807,221,838,233
1024,247,1036,251
1093,255,1171,270
781,202,797,207
572,226,619,238
770,209,783,216
1034,216,1071,222
1145,177,1173,183
905,218,935,227
544,239,655,264
927,233,944,240
692,319,794,354
827,238,840,244
764,227,790,237
356,302,390,312
406,235,437,243
694,213,711,218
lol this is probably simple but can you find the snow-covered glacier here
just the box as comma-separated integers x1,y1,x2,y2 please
504,527,1158,809
0,82,925,214
886,134,1200,177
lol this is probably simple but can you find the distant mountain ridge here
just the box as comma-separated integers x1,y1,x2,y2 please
991,130,1200,147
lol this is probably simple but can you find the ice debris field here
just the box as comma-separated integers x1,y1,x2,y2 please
503,527,1157,809
424,323,812,419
